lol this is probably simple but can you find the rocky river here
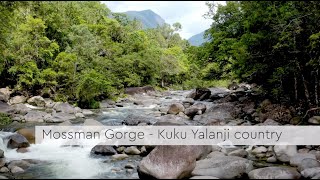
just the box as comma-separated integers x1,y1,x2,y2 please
0,85,320,179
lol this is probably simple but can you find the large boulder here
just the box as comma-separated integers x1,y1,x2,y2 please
0,101,13,114
248,167,301,179
167,103,185,115
7,134,30,149
186,88,211,101
8,96,27,105
27,96,46,107
45,112,76,123
11,104,31,115
90,145,117,156
191,156,253,179
125,86,155,95
138,145,211,179
182,98,195,108
122,114,150,126
228,82,239,90
274,145,297,163
308,116,320,125
184,103,206,118
24,111,47,122
53,102,75,114
16,128,35,144
301,167,320,178
0,88,11,102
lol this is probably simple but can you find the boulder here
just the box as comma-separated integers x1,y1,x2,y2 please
10,166,24,174
75,113,85,118
0,102,13,114
301,167,320,178
248,167,301,179
184,103,206,117
274,145,297,163
82,109,94,116
124,146,141,155
16,128,35,144
0,167,9,173
308,116,320,125
167,103,185,115
290,153,316,167
0,88,11,102
191,156,253,179
90,145,117,156
252,146,268,155
8,96,27,105
228,149,248,158
112,154,129,161
297,158,320,172
228,82,239,90
7,134,30,149
45,111,76,123
138,145,211,179
53,102,75,114
122,114,150,126
24,111,47,122
190,176,219,179
11,104,30,115
206,151,226,158
186,88,211,101
27,96,46,107
8,160,31,170
16,148,29,153
182,98,195,108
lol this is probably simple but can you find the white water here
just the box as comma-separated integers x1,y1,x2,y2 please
0,132,113,179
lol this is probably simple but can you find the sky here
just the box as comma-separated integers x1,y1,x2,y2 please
102,1,226,39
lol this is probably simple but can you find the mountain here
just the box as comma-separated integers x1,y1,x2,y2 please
123,9,165,29
188,31,210,46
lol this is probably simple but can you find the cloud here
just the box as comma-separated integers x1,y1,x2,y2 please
102,1,224,39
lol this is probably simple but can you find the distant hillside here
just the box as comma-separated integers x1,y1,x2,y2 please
123,9,165,29
188,31,210,46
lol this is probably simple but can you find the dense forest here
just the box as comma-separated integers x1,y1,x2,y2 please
1,1,320,110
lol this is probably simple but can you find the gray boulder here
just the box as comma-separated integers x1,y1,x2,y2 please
248,167,301,179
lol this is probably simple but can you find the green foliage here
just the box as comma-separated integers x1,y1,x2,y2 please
0,113,11,126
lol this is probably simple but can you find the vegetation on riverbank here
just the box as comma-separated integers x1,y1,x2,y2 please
1,1,320,111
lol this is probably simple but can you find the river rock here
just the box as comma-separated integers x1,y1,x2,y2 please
122,114,150,126
187,88,211,101
185,103,206,117
191,156,253,179
0,88,11,102
274,145,297,163
0,167,9,173
228,82,239,90
24,111,47,122
267,156,277,163
252,146,268,155
182,98,195,108
53,102,75,114
16,148,29,153
167,103,185,115
124,146,140,155
7,134,30,149
16,128,35,144
154,117,186,126
90,145,117,156
301,167,320,178
248,167,301,179
308,116,320,124
8,160,31,170
10,166,24,174
75,113,85,118
206,151,226,158
27,96,46,107
82,109,94,116
297,158,320,172
290,153,316,167
11,104,30,115
125,163,135,169
112,154,129,161
228,149,248,158
138,145,211,179
46,111,76,123
9,96,27,105
44,99,56,108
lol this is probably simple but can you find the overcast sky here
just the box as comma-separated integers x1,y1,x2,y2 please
102,1,226,39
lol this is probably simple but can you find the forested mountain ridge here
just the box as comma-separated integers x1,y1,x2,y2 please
188,31,209,46
123,9,165,29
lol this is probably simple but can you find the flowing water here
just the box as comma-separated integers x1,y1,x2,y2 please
0,88,229,179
